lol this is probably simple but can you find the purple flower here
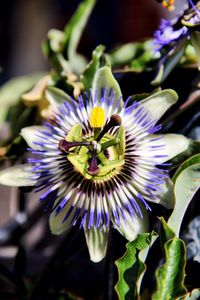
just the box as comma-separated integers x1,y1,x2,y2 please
154,1,200,51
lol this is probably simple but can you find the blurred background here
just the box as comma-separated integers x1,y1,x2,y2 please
0,0,187,81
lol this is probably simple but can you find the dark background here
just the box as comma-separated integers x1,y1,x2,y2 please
0,0,168,84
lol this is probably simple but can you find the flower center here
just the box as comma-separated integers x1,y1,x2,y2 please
58,109,125,181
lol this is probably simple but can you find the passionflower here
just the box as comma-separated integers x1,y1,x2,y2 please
16,82,188,261
0,68,189,262
154,0,200,50
153,0,200,84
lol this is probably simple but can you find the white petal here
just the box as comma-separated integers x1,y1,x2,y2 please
92,66,123,113
21,126,44,150
49,199,72,235
141,89,178,121
155,178,175,209
0,164,36,186
140,134,190,164
84,226,109,263
115,208,149,242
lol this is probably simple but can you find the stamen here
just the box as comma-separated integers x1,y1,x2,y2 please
58,139,92,153
96,114,122,142
90,107,105,128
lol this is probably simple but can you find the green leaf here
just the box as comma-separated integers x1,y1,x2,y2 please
48,29,65,53
64,0,96,74
0,72,44,126
137,234,158,293
152,219,187,300
172,154,200,182
45,86,74,105
0,72,45,107
152,239,187,300
191,31,200,69
152,38,188,85
168,157,200,236
64,0,96,55
159,217,175,247
45,0,96,75
130,40,156,73
169,141,200,169
128,88,161,103
115,232,155,300
81,44,105,90
92,66,123,109
0,164,36,187
108,42,143,67
0,107,9,125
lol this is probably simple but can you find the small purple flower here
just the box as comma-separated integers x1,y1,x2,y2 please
154,18,188,51
154,1,200,51
152,1,200,84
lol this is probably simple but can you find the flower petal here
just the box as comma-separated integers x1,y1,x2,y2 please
138,134,190,164
49,202,72,235
84,226,109,263
21,126,44,150
115,207,149,242
92,66,123,111
141,89,178,121
0,164,36,186
155,178,175,209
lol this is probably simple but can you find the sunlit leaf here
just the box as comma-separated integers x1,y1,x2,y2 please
0,73,45,107
64,0,96,74
81,44,105,90
168,155,200,236
191,31,200,70
152,218,187,300
115,232,155,300
108,42,143,67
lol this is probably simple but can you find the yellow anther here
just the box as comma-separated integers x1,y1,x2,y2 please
90,107,105,128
